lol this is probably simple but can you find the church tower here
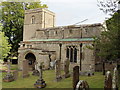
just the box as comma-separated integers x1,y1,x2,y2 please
23,8,55,41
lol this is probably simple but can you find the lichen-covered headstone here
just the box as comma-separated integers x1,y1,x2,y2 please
112,67,118,90
76,80,89,90
104,71,112,90
64,58,70,78
22,60,29,78
13,70,18,80
55,60,62,81
73,66,79,89
34,62,46,88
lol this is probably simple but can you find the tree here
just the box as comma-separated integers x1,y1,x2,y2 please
96,0,120,76
0,23,11,60
1,2,47,57
96,0,120,61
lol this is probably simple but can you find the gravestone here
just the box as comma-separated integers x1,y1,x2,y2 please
117,64,120,89
104,71,112,90
112,67,118,90
22,60,30,78
76,80,89,90
34,63,46,88
3,60,14,82
55,60,62,81
73,66,79,89
64,58,70,78
13,70,18,80
32,61,39,76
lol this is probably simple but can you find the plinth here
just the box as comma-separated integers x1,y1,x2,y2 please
34,79,46,88
3,73,14,82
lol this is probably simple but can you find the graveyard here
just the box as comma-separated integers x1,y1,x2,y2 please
1,1,120,89
2,67,103,88
1,64,120,89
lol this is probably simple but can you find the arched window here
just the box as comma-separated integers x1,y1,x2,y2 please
74,48,77,63
66,46,77,63
31,16,35,24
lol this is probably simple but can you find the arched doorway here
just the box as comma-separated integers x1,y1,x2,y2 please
25,53,36,70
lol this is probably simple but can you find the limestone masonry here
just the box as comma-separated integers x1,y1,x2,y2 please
18,8,105,71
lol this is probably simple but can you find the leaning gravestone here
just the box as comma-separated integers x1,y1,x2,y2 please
22,60,30,78
64,58,70,78
55,60,62,81
32,61,39,76
3,60,14,82
76,80,89,90
112,67,118,90
73,66,79,89
104,71,112,90
34,62,46,88
13,70,18,80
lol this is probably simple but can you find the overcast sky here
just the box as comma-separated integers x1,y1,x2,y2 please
41,0,110,26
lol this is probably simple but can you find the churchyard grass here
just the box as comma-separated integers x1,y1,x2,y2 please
2,70,105,88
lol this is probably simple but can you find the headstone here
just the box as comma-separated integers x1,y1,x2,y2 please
73,66,79,89
112,67,118,90
76,80,89,90
117,64,120,89
104,71,112,90
3,60,14,82
64,58,70,78
22,60,29,78
13,70,18,80
55,60,62,81
32,61,39,76
34,63,46,88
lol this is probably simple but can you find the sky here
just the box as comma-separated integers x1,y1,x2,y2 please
41,0,110,26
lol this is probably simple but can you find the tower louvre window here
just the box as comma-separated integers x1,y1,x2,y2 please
31,16,35,24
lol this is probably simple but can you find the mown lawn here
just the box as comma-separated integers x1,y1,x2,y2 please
2,70,105,89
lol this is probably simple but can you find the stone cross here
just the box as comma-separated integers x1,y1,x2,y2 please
34,62,46,88
39,63,43,80
34,61,38,70
76,80,89,90
112,67,118,90
73,66,79,89
64,58,70,78
55,60,62,81
104,71,112,90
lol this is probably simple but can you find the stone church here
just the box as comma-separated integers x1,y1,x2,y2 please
18,8,105,71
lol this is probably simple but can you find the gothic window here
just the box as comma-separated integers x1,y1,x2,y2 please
66,48,69,58
31,16,35,24
74,48,77,62
66,46,77,63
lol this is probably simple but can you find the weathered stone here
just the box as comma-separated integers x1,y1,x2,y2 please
64,58,70,78
117,64,120,89
18,8,105,72
104,71,112,90
13,70,18,80
76,80,89,90
34,63,46,88
3,73,14,82
55,60,62,81
32,61,39,76
22,60,29,78
3,60,14,82
73,66,79,89
112,67,118,90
